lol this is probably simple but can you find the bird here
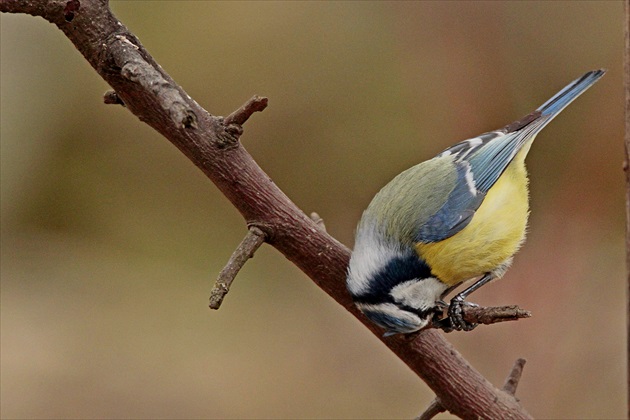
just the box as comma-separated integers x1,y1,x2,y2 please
346,69,605,336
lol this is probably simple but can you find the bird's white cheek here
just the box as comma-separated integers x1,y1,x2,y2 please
390,277,448,311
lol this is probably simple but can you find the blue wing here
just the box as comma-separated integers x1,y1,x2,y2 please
417,69,605,243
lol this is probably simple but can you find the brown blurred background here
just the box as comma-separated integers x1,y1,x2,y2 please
0,1,624,418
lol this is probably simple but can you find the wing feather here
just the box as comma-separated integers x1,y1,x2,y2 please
416,70,605,243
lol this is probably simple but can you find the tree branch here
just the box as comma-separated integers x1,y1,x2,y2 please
417,357,526,420
0,1,530,418
209,226,266,310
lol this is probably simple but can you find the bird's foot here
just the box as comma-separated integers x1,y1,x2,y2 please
447,297,478,331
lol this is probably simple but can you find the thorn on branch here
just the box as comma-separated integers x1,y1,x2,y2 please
416,397,445,420
209,226,266,310
432,305,531,331
310,212,326,232
502,358,527,396
103,90,125,106
224,95,268,128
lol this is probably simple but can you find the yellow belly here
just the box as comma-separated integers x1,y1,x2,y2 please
415,155,530,286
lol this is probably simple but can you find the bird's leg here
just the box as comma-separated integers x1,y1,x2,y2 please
448,272,496,331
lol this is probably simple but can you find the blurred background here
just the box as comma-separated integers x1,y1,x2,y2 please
1,1,624,418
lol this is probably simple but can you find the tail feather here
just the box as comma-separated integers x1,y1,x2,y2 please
537,69,606,117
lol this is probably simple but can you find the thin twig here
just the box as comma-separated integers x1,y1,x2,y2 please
209,226,266,310
462,305,531,325
415,397,445,420
224,95,268,127
502,358,526,396
431,305,531,331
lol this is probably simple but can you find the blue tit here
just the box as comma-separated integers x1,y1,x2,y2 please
347,69,605,336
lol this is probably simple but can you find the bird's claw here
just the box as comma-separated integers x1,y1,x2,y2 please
447,297,478,331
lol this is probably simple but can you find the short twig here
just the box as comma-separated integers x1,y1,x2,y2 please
432,304,531,331
309,212,326,232
224,95,268,127
415,397,445,420
502,358,527,396
462,304,531,325
209,226,266,310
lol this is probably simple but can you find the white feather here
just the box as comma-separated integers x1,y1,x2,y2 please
390,277,448,311
347,222,403,295
462,161,477,196
355,302,429,332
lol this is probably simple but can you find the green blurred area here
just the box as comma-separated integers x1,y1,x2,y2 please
0,1,624,418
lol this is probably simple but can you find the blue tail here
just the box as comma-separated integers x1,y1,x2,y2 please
537,69,606,117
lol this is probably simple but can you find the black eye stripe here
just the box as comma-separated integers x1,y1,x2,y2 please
351,250,432,304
